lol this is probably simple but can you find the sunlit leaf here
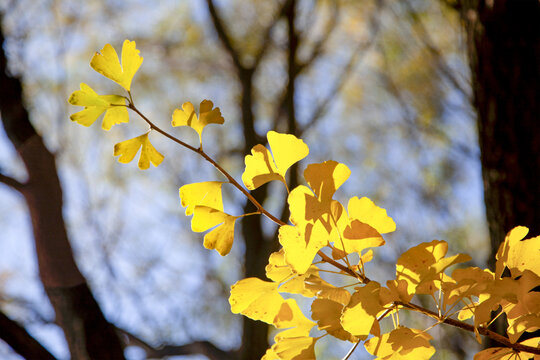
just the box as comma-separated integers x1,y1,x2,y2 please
242,131,308,190
113,133,164,170
347,196,396,234
341,282,384,337
364,327,435,360
311,298,358,342
229,278,285,324
273,298,315,330
265,250,318,297
90,40,143,92
496,226,540,278
396,240,470,295
68,83,128,130
171,100,224,144
191,206,237,256
473,347,520,360
270,327,317,360
279,223,328,274
179,181,224,215
304,274,351,305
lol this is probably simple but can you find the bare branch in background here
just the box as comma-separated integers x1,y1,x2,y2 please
0,310,57,360
117,327,237,360
0,172,24,192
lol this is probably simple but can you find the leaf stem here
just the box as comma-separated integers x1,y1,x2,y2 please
395,301,540,355
127,103,284,226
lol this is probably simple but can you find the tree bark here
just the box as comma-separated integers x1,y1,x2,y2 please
460,0,540,269
0,15,125,360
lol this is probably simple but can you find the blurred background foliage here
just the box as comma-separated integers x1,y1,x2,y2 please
0,0,488,358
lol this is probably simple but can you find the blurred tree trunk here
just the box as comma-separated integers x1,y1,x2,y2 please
460,0,540,268
0,15,125,360
458,0,540,343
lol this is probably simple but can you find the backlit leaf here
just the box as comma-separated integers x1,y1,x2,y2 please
229,278,285,324
341,282,384,337
270,327,317,360
90,40,143,92
304,274,351,305
396,240,470,295
273,298,315,330
265,250,318,297
279,223,328,274
179,181,224,215
347,196,396,234
364,327,435,360
242,131,308,190
68,83,128,130
496,226,540,278
113,133,164,170
311,298,358,342
171,100,224,144
191,206,237,256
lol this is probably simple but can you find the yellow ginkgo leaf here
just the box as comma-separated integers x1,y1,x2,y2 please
341,282,384,337
229,277,286,324
191,206,237,256
304,274,351,305
242,131,309,190
364,327,435,360
90,40,143,92
311,298,357,342
473,347,518,360
304,161,350,204
171,100,224,144
270,327,317,360
496,226,539,278
273,298,315,330
347,197,396,234
279,223,328,274
334,219,385,255
265,250,318,297
113,133,164,170
179,181,224,216
68,83,128,130
396,240,471,295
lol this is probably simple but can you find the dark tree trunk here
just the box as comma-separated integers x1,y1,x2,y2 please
0,15,125,360
461,0,540,269
459,0,540,344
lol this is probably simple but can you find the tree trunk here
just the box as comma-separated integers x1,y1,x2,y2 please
461,0,540,268
0,15,125,360
459,0,540,343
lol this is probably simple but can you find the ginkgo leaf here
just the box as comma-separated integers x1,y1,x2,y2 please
311,298,358,342
473,347,519,360
270,328,317,360
496,226,540,278
68,83,128,130
90,40,143,92
171,100,224,144
364,327,435,360
304,161,350,204
113,133,164,170
341,282,384,337
347,197,396,234
179,181,224,215
379,279,414,306
265,250,318,297
304,274,351,305
279,223,328,274
229,277,285,324
334,219,385,255
396,240,471,295
242,131,308,190
273,298,315,330
191,206,237,256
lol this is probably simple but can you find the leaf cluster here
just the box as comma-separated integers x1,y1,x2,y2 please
69,40,540,360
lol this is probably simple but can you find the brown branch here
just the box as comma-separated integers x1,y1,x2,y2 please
0,310,57,360
117,327,237,360
397,301,540,355
0,172,24,192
